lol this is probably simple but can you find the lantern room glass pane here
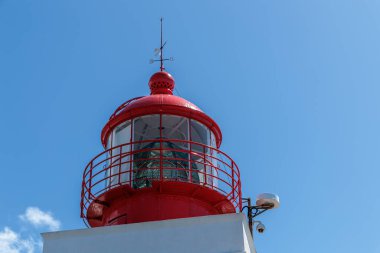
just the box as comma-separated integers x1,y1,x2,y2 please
162,115,190,182
132,114,193,188
114,120,132,145
210,132,218,189
190,120,210,147
127,115,218,189
133,115,160,149
132,115,161,188
161,115,189,147
190,120,211,185
107,120,132,188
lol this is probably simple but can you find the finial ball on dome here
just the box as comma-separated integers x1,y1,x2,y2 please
149,71,175,95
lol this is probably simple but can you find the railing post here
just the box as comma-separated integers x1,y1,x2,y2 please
189,141,192,183
118,146,122,185
88,161,93,201
129,143,132,186
80,181,84,217
203,146,207,186
160,139,163,181
231,160,235,201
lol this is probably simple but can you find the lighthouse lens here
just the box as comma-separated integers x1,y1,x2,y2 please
104,115,219,190
132,115,196,188
133,141,198,188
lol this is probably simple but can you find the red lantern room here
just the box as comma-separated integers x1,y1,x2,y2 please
80,70,242,227
80,22,241,227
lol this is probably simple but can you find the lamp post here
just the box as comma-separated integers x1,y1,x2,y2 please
242,193,280,234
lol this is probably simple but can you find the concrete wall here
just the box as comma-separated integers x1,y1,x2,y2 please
42,213,255,253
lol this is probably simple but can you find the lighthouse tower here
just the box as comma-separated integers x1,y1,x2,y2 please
41,22,265,253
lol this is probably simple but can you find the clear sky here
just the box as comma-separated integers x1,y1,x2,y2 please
0,0,380,252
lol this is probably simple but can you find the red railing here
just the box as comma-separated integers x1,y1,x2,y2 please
109,97,144,120
81,139,242,219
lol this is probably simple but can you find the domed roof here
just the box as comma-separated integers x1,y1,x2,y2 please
118,94,202,113
101,72,222,148
149,71,175,95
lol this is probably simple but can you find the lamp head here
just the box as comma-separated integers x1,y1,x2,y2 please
256,193,280,209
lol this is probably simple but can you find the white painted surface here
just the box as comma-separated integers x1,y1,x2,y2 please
42,213,255,253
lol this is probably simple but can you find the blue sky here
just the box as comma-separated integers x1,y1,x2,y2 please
0,0,380,252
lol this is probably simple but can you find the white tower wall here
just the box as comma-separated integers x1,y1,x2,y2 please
42,213,255,253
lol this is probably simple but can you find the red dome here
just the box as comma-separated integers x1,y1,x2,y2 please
123,94,201,112
101,71,223,147
149,71,175,95
101,94,222,148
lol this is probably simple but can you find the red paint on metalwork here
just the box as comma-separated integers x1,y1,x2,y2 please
101,94,222,148
81,139,241,227
85,182,236,227
82,71,240,228
149,71,175,95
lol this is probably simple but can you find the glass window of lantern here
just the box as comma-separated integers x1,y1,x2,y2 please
114,120,132,146
210,132,216,148
190,120,210,151
161,115,189,148
132,115,161,188
133,115,161,149
161,115,190,181
210,132,218,188
107,120,132,188
190,120,211,185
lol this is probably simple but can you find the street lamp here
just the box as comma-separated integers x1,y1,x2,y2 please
242,193,280,235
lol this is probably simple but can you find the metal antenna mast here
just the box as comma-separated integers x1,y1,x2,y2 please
150,17,173,70
160,17,164,71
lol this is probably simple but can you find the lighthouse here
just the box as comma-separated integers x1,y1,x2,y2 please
80,69,242,228
42,21,279,253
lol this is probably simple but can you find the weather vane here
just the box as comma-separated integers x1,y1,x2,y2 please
150,17,174,71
